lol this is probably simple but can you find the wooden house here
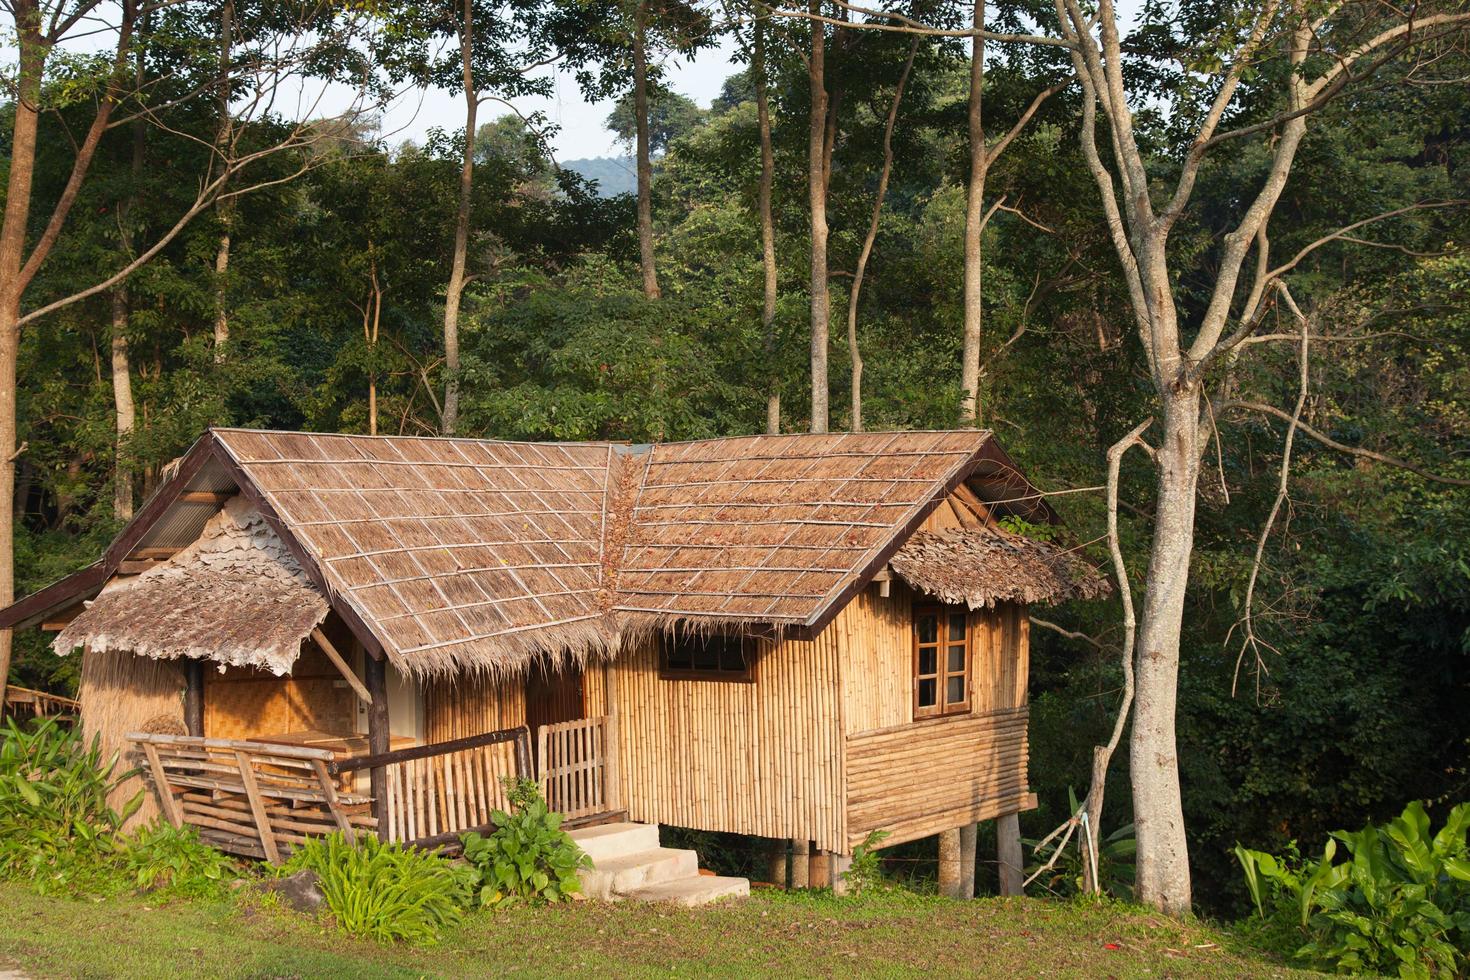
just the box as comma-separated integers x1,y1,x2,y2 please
0,428,1104,890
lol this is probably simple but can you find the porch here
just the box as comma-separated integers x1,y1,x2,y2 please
128,711,623,858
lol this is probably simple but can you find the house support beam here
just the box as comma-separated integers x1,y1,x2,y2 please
938,827,964,898
997,812,1023,896
959,823,977,898
183,662,204,736
830,853,853,896
311,627,373,706
808,849,832,889
363,651,389,836
790,839,810,888
764,838,789,888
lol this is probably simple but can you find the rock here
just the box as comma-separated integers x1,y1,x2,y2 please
261,869,324,913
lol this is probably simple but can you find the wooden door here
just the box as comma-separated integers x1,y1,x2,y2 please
525,664,584,764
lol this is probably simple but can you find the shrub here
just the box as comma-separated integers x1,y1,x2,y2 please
120,822,238,898
282,832,473,944
0,717,140,893
1235,800,1470,978
460,778,591,908
840,830,891,896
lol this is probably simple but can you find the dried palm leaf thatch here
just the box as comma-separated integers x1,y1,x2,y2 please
214,429,622,680
78,648,184,829
614,431,992,632
53,496,328,674
890,527,1111,608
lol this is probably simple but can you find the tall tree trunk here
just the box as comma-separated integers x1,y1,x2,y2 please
1130,385,1200,915
366,255,382,436
806,0,829,433
959,0,986,426
442,0,477,436
633,0,660,300
0,18,46,706
846,40,915,434
110,288,135,520
754,17,779,434
211,0,234,362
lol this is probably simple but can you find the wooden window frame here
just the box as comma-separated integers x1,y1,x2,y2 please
658,629,756,683
913,604,972,720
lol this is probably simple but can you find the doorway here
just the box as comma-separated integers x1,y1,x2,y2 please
524,663,584,767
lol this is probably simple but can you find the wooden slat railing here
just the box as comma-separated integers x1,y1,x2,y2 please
127,733,372,863
331,726,533,849
4,685,80,720
537,715,621,823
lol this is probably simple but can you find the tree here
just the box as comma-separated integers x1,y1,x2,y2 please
0,0,377,704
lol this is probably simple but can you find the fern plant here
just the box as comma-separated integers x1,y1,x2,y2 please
460,778,591,908
282,832,474,944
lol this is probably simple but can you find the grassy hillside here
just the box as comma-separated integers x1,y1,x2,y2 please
0,882,1312,978
561,157,636,197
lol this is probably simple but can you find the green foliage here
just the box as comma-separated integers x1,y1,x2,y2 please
1234,800,1470,977
118,822,238,899
459,778,591,908
0,718,140,894
281,832,474,944
840,829,891,896
1023,790,1137,901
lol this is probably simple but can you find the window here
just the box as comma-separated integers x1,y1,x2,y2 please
659,629,754,682
914,606,970,718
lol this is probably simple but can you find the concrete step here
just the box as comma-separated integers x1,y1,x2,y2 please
577,847,699,900
622,874,751,907
568,822,660,865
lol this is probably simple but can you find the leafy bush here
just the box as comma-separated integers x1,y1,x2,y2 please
282,832,474,944
1235,800,1470,977
119,822,238,898
0,717,140,893
840,829,891,896
460,778,591,908
1023,789,1137,900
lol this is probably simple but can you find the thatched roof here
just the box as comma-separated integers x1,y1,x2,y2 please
9,427,1101,680
890,527,1112,608
213,429,619,677
615,432,994,631
53,496,328,674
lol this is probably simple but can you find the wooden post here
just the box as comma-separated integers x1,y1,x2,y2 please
791,838,810,888
830,853,853,896
809,848,832,889
183,661,204,736
764,838,789,888
363,651,389,837
938,827,963,898
959,823,977,898
997,812,1024,897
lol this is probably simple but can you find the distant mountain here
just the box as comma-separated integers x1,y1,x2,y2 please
561,156,637,198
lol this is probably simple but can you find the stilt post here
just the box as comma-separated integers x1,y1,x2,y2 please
791,838,810,888
183,662,204,736
363,650,389,836
959,823,977,898
997,812,1024,897
938,827,963,898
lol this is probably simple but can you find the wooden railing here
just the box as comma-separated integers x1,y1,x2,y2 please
4,685,80,721
332,726,533,849
537,714,621,823
127,733,372,863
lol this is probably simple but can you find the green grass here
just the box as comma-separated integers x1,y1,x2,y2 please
0,880,1314,978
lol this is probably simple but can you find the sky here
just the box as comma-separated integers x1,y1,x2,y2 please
378,37,740,162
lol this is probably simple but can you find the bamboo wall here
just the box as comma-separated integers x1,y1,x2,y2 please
424,672,525,743
610,629,848,854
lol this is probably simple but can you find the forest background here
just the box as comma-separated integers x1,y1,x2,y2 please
3,0,1468,916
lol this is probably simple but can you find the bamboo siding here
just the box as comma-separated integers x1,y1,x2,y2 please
838,587,913,734
845,708,1032,849
611,629,848,854
425,673,525,743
